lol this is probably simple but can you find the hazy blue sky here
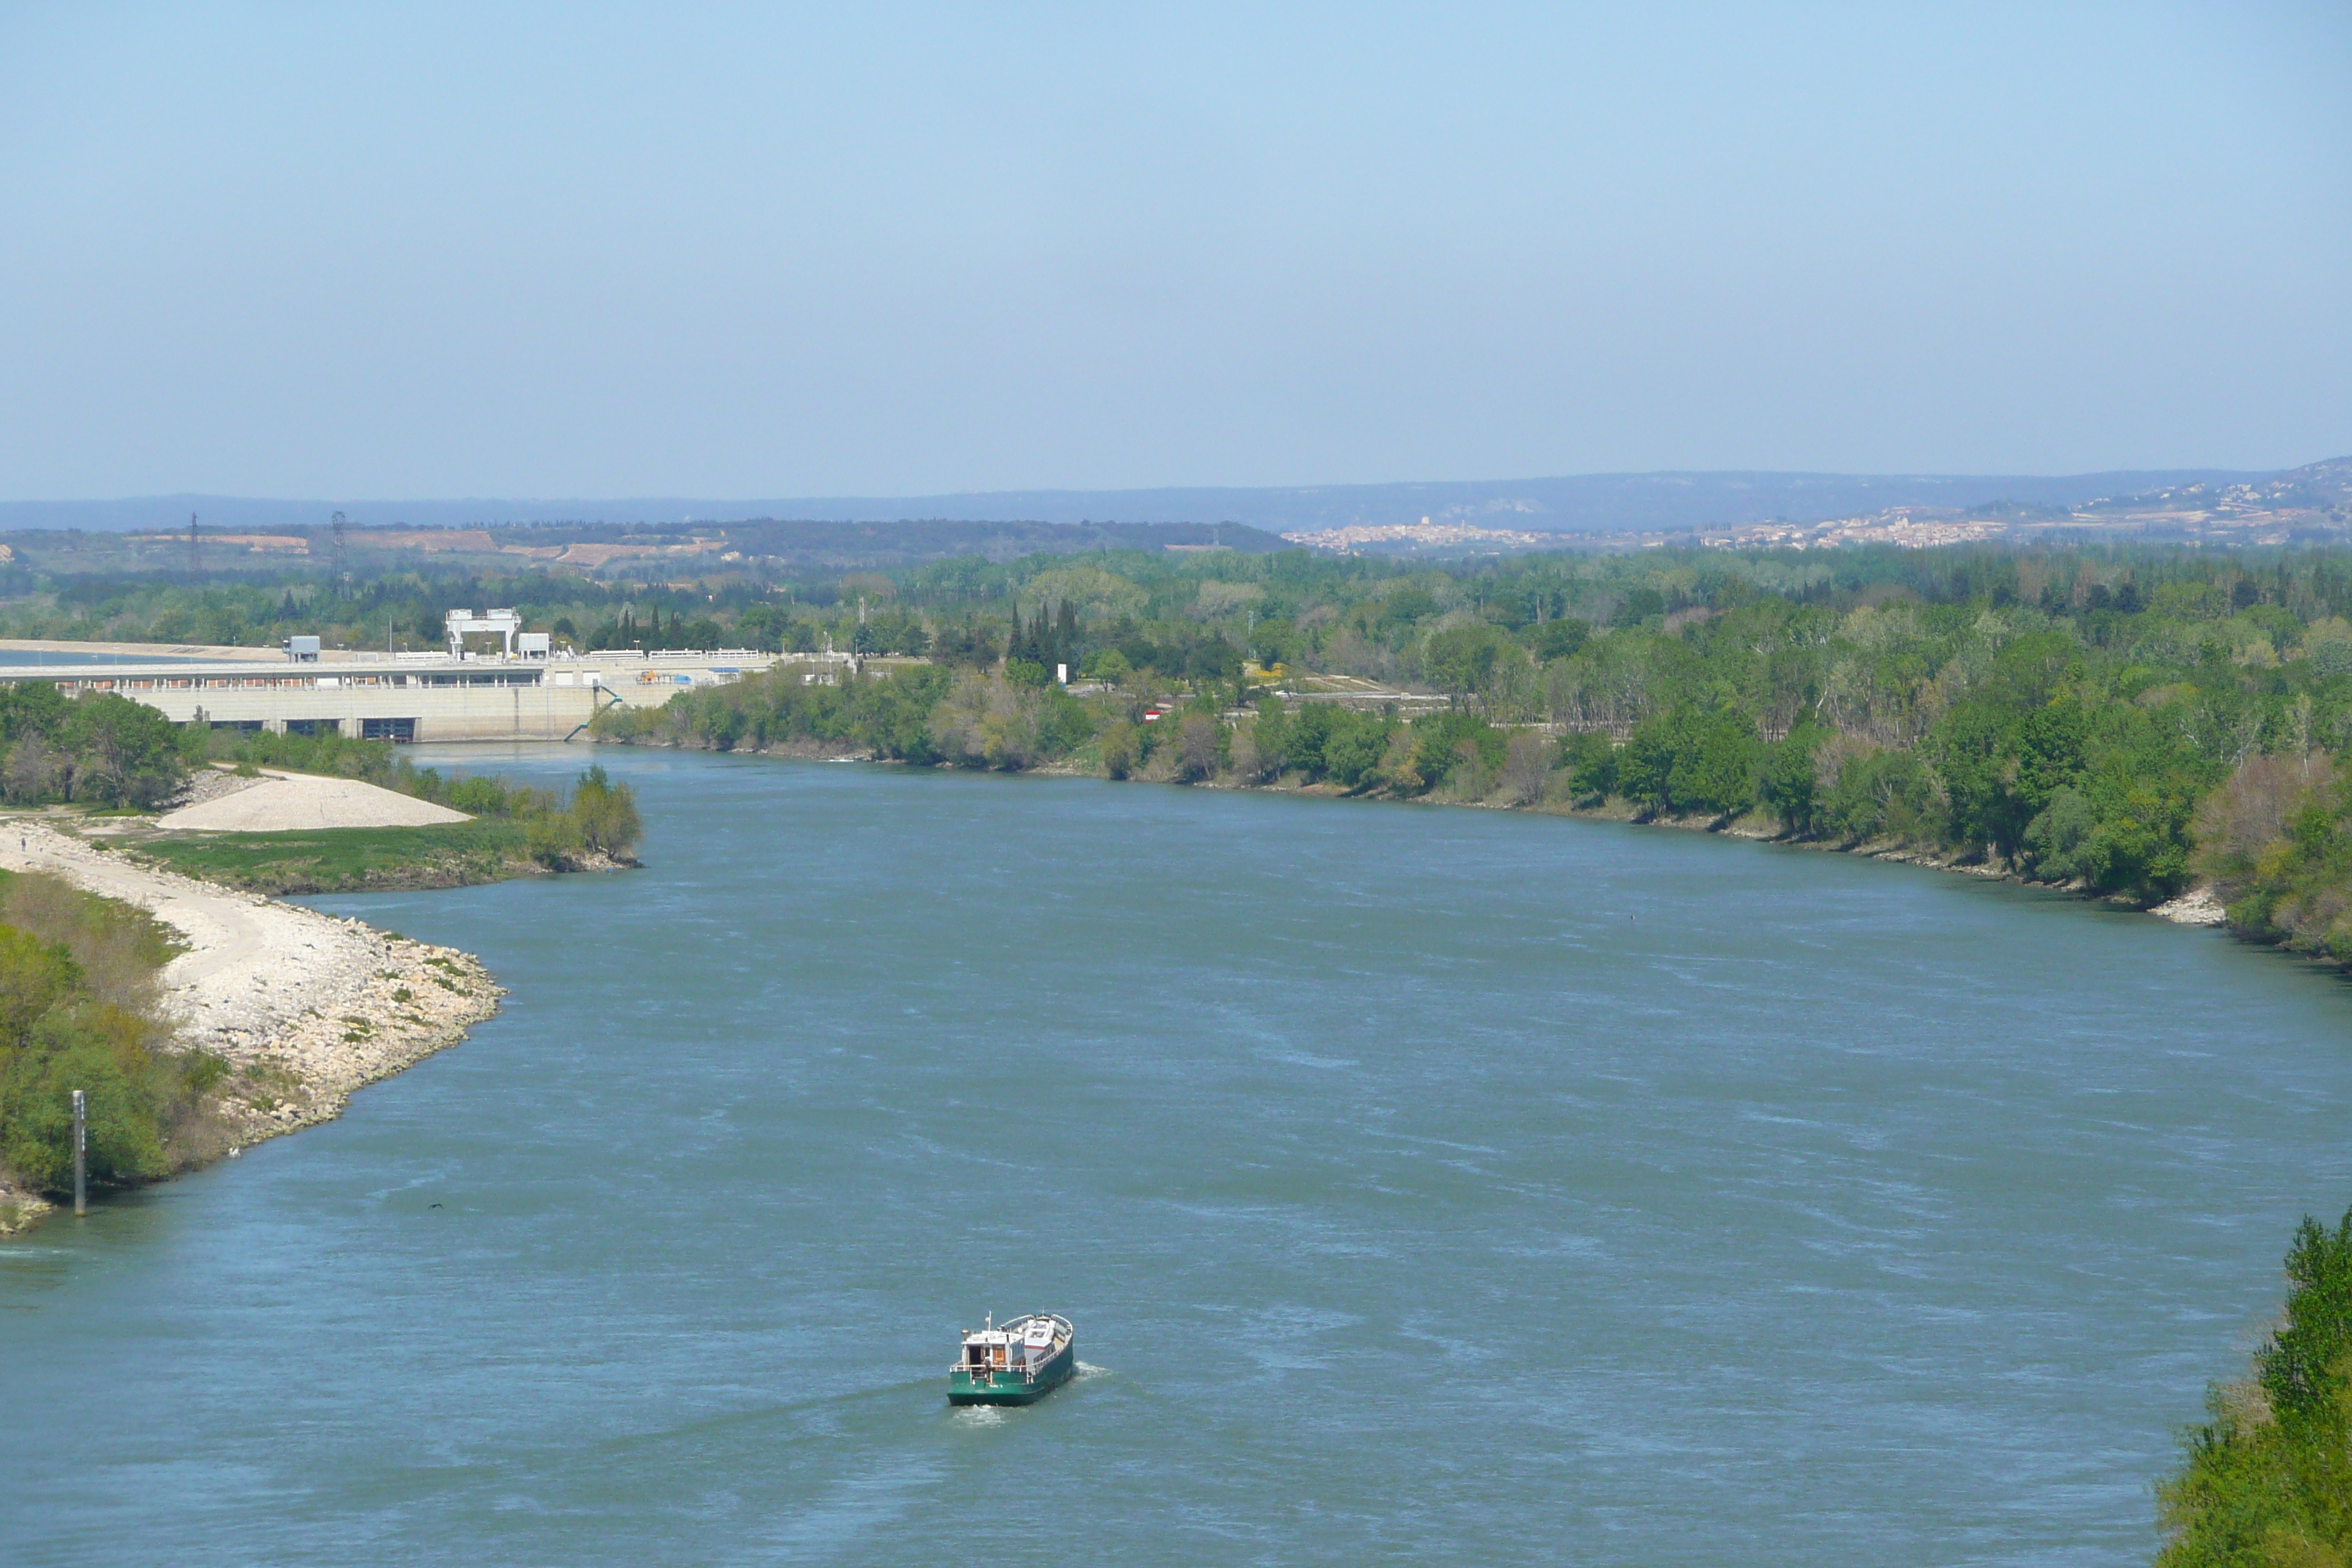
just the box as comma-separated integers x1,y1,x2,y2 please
2,2,2346,499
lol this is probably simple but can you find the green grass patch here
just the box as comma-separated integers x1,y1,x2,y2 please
0,867,187,965
136,821,530,894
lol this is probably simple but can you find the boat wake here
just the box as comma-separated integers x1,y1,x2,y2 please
1073,1361,1111,1379
949,1405,1009,1428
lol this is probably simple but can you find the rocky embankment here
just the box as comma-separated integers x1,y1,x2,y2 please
0,821,502,1235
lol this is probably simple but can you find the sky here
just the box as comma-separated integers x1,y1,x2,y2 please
1,2,2347,500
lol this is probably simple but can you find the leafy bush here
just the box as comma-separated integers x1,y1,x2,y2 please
1817,742,1941,844
1305,708,1396,789
1558,731,1618,802
2195,756,2352,960
0,874,210,1194
2157,1207,2352,1566
1409,712,1505,793
1617,704,1764,818
567,765,641,858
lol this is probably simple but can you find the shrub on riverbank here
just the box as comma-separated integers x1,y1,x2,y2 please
2157,1207,2352,1566
2193,755,2352,962
0,870,219,1194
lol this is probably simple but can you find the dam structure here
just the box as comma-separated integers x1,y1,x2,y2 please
2,616,808,742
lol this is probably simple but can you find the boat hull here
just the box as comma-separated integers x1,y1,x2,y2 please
947,1341,1077,1406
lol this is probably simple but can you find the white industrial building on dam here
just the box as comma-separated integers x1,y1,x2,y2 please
4,608,808,742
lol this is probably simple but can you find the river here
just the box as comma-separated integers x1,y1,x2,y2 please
5,745,2350,1566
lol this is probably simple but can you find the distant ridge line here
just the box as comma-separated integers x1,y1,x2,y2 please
0,464,2319,538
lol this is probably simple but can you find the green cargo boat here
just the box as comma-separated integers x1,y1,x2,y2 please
948,1312,1077,1406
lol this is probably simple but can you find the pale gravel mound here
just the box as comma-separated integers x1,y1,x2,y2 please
157,770,472,832
0,821,502,1235
170,766,268,810
2152,886,2228,926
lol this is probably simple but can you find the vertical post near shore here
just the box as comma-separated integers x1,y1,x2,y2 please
72,1089,86,1217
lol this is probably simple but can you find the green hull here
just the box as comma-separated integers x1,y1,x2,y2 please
948,1341,1077,1406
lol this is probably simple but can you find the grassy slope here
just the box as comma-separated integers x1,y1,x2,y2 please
0,866,186,963
135,821,530,894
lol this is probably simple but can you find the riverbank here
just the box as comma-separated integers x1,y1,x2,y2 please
622,731,2244,938
0,820,502,1236
1244,775,2250,931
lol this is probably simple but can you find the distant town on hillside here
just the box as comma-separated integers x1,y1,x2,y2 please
0,458,2345,576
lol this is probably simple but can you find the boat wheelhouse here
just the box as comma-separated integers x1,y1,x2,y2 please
949,1312,1076,1406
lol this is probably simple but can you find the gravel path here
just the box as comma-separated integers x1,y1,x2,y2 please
0,820,502,1233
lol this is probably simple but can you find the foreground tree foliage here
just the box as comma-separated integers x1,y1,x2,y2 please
0,872,220,1194
2159,1208,2352,1567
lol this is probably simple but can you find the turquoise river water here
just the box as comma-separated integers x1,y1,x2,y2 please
4,745,2351,1566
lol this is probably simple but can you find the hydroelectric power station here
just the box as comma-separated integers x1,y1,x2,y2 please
2,609,802,743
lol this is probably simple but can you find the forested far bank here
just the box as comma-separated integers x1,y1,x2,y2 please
579,541,2352,974
17,538,2352,961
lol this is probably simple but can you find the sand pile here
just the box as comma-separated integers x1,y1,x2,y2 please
158,769,472,832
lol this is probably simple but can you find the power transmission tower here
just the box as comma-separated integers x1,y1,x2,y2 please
330,512,348,595
186,513,199,576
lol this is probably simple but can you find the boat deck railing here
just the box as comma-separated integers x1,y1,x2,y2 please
951,1348,1067,1382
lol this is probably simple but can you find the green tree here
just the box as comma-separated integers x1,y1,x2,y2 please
1423,625,1507,706
1250,697,1291,776
1410,712,1504,791
1671,707,1764,817
568,765,643,858
1759,724,1826,834
2157,1207,2352,1567
1524,619,1591,663
1559,731,1617,802
1319,712,1393,789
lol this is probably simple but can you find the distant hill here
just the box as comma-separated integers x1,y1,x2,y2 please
0,465,2296,539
